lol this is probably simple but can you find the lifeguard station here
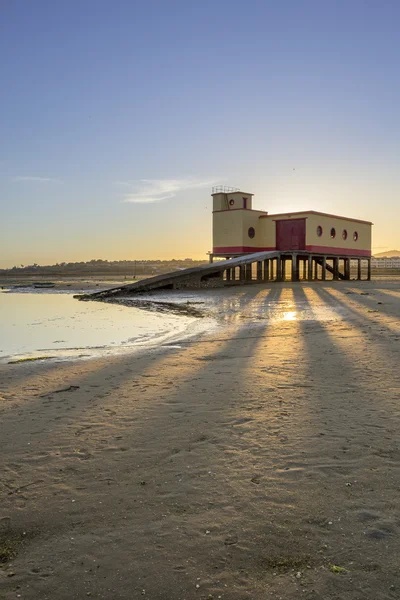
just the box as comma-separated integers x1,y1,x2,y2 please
82,186,373,300
210,186,372,282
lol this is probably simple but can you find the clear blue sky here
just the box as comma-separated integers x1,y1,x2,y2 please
1,0,399,266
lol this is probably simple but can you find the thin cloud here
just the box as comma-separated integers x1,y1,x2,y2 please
12,176,62,183
118,178,218,204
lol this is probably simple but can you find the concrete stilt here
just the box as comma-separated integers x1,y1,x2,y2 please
357,259,361,280
276,256,282,281
367,258,371,281
291,254,298,282
226,269,231,281
246,263,252,281
344,258,350,280
322,256,327,281
308,255,313,281
257,261,263,281
240,264,245,282
263,259,269,281
333,257,339,280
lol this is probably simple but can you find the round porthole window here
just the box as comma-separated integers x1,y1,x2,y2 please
317,225,323,237
229,199,235,206
330,227,336,239
353,231,358,241
342,229,348,240
248,227,255,239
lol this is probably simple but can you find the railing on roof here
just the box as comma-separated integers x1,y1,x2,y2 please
212,185,240,194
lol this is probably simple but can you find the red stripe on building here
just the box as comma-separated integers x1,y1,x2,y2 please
213,245,371,257
305,245,371,257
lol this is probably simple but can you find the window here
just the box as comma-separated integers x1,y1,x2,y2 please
316,225,323,237
342,229,348,240
248,227,255,239
353,231,358,241
229,199,235,206
330,227,336,239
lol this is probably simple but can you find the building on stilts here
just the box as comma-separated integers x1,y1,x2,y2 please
210,186,372,281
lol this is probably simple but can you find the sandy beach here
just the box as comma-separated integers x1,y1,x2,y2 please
1,280,400,599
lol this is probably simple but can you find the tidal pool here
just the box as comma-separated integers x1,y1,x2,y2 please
0,292,200,363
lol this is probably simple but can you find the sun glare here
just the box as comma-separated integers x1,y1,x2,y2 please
283,311,297,321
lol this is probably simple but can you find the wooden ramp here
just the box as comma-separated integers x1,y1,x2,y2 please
79,250,280,300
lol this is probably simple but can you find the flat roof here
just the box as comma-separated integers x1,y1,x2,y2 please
211,191,254,196
259,210,372,225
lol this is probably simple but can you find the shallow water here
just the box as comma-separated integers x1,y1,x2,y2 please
0,292,201,363
135,286,347,324
0,284,357,364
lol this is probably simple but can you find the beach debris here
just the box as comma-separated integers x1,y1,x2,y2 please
39,385,80,397
92,297,205,318
224,534,238,545
53,385,80,393
329,564,348,574
296,572,302,579
250,476,261,484
7,479,44,496
8,356,55,365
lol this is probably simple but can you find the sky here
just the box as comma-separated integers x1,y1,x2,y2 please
1,0,399,267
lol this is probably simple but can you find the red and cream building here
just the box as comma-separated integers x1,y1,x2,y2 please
212,187,372,259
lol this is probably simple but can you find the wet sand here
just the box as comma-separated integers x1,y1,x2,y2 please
0,276,141,293
1,280,400,599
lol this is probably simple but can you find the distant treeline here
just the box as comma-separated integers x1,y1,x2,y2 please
0,259,208,277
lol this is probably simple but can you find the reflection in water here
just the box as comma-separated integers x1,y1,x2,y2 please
0,292,202,363
137,287,347,325
283,311,297,321
1,285,350,364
